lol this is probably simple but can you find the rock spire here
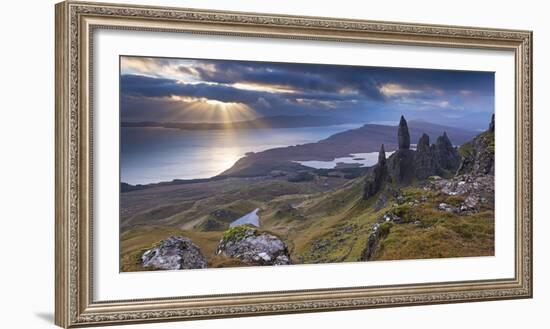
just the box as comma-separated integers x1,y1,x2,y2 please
397,115,410,150
363,144,388,199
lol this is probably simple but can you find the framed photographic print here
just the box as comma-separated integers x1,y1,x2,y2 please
55,1,532,327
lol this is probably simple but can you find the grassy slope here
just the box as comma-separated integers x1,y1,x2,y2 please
262,178,380,263
261,179,494,264
120,173,494,271
120,226,223,272
370,187,494,260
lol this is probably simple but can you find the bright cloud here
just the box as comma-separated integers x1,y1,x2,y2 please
379,83,422,97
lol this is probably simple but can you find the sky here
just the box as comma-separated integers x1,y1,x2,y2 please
120,56,495,130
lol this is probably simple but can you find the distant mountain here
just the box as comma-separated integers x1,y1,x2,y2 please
221,120,478,177
121,115,349,130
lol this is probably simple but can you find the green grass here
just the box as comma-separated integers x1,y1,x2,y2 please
221,225,258,242
120,225,223,272
369,186,494,260
120,171,494,271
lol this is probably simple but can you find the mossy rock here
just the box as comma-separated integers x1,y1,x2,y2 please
221,225,259,243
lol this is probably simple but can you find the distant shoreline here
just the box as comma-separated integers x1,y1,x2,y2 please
121,119,478,190
121,115,349,131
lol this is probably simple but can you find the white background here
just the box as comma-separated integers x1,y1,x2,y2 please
0,0,547,328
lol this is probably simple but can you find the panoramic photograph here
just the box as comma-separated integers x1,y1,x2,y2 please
119,56,495,272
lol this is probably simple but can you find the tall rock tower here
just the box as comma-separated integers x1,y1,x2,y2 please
489,113,495,133
388,116,416,183
397,115,410,150
363,144,388,199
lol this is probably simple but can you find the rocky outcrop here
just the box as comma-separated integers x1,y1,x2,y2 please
457,115,494,176
417,133,430,152
414,133,439,180
363,145,389,199
397,115,411,150
361,212,406,261
387,148,416,184
428,174,494,212
434,132,461,172
361,115,488,197
142,236,207,270
216,225,291,265
387,117,461,184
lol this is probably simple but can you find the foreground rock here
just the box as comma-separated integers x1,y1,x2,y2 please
216,225,291,265
142,236,207,270
428,174,494,212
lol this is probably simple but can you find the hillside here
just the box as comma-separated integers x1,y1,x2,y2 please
120,115,494,271
221,120,477,177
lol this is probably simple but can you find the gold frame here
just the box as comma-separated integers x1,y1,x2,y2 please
55,1,533,327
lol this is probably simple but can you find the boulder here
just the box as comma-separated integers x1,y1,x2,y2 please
216,225,291,265
141,236,207,270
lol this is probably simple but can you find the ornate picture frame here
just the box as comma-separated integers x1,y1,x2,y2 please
55,1,532,327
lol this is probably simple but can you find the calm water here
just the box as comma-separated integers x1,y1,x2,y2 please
121,124,360,185
295,152,395,169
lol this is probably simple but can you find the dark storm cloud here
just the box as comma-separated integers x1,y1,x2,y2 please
190,61,385,100
121,74,269,104
121,74,363,107
187,60,494,98
120,56,495,129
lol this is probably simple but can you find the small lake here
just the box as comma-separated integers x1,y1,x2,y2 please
121,124,361,185
294,152,395,169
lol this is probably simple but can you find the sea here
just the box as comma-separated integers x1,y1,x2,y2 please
121,124,364,185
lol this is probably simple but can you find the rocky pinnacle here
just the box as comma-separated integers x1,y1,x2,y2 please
378,144,387,167
489,113,495,132
417,133,430,152
398,115,410,150
363,144,389,199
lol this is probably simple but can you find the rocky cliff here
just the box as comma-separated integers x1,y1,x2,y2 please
360,115,495,260
457,114,495,176
434,132,461,172
414,133,439,180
